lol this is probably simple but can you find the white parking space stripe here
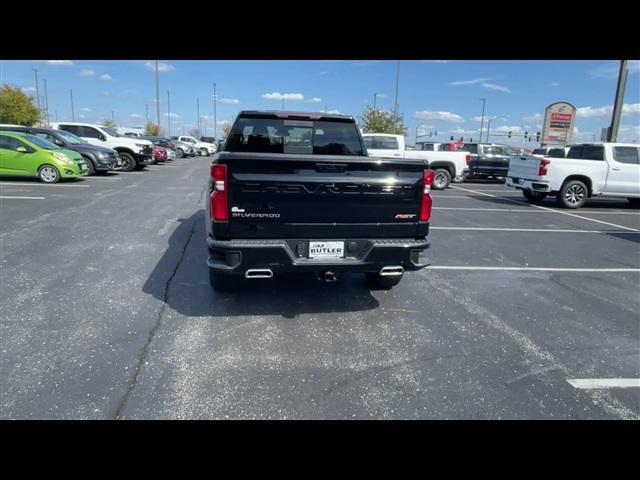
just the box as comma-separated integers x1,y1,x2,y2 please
433,207,640,215
0,196,46,200
0,182,90,188
429,266,640,272
567,379,640,389
431,226,638,234
451,185,640,232
117,172,144,175
83,176,122,180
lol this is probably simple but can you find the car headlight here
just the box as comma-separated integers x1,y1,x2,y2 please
53,152,74,164
96,152,106,159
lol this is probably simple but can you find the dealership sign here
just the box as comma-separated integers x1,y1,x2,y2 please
541,102,576,146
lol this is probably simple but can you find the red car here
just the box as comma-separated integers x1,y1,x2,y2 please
152,145,168,163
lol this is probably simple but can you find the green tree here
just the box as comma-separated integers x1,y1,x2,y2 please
100,118,117,128
0,84,40,126
222,122,232,138
145,122,163,136
358,107,406,135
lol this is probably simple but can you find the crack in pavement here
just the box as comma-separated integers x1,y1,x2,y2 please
113,215,198,420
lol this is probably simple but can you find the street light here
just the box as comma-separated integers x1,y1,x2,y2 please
479,98,486,142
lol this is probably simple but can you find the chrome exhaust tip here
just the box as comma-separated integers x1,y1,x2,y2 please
380,266,404,276
245,269,274,279
323,271,337,282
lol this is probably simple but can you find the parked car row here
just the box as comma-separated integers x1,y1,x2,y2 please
0,122,216,183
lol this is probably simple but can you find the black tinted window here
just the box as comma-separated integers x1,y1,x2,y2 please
463,144,478,154
0,135,25,151
613,146,640,164
226,118,364,156
59,125,81,136
373,136,398,150
81,127,102,139
580,145,604,161
548,148,566,158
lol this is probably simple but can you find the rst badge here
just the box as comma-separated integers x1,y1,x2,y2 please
395,213,416,219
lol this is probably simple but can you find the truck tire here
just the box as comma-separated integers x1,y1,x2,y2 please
432,168,452,190
200,147,208,156
175,148,184,159
522,190,548,204
365,272,403,289
119,152,137,172
209,269,240,292
556,179,588,209
628,198,640,207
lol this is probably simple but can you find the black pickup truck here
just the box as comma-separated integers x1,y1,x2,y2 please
205,110,433,291
464,143,520,179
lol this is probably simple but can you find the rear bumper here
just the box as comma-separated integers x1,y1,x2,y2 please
207,237,431,275
506,177,552,192
469,165,509,177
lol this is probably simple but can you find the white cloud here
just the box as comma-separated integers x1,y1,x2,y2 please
523,113,544,122
493,125,523,133
481,82,511,93
471,115,498,122
144,61,175,72
326,109,341,114
262,92,304,101
81,108,91,112
220,98,240,105
100,74,112,81
20,87,36,94
576,103,640,118
80,69,95,77
307,97,322,103
589,60,640,80
46,60,74,66
130,113,143,119
319,71,329,75
618,124,640,142
376,93,388,98
414,110,464,123
163,112,180,118
550,82,560,87
449,77,492,86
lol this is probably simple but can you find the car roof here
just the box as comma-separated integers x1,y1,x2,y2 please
238,110,353,121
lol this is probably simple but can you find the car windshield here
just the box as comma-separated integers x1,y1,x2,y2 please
101,127,119,137
22,133,62,150
56,130,87,145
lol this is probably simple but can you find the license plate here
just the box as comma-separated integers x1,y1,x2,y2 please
309,241,344,259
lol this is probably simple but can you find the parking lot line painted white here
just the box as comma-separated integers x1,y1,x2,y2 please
82,176,122,180
429,266,640,272
0,195,46,200
431,226,639,234
450,185,640,232
432,207,640,215
567,379,640,389
116,172,144,174
0,182,90,188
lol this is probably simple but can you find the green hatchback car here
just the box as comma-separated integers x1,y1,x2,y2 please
0,131,89,183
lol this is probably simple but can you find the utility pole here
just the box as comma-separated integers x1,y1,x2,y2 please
607,60,628,142
43,78,50,127
197,97,200,134
70,89,75,121
213,82,217,140
54,109,58,122
33,69,41,125
111,110,115,124
325,106,328,113
167,91,171,136
373,93,378,109
486,118,492,142
145,104,149,124
479,98,486,143
393,61,400,128
155,60,161,130
282,98,285,111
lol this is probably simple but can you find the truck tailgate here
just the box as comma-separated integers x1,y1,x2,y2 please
508,155,543,179
215,152,426,239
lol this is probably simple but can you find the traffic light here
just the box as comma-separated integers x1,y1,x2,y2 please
434,130,437,136
470,138,473,142
508,130,512,138
536,132,540,142
524,131,528,140
450,136,454,141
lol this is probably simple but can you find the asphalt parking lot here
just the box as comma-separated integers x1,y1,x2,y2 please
1,160,638,419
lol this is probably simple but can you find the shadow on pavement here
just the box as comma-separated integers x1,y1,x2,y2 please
143,210,381,318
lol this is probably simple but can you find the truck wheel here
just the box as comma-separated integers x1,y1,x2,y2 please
432,168,452,190
200,147,208,156
119,152,136,172
556,179,587,209
522,190,548,204
175,148,184,159
38,165,60,183
628,198,640,207
209,269,240,292
365,272,403,289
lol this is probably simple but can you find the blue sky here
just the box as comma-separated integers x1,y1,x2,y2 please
2,60,639,144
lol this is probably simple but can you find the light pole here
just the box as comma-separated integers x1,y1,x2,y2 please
111,110,115,124
33,69,41,125
373,93,378,109
70,89,75,121
167,91,171,136
197,97,200,134
486,118,492,142
145,104,149,124
393,61,400,128
479,98,486,142
213,82,217,140
607,60,628,142
155,60,161,130
43,78,50,127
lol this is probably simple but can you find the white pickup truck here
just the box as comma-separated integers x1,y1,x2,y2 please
506,142,640,208
362,133,470,189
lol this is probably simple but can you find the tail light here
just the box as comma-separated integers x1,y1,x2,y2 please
210,164,228,221
465,154,471,166
420,169,434,221
539,159,550,176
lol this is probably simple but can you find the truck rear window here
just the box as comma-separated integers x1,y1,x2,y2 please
225,118,365,156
